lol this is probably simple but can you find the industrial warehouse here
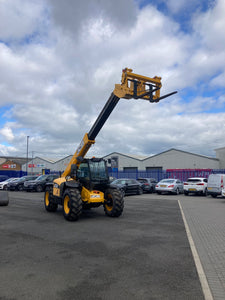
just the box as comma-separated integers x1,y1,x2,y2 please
1,147,225,178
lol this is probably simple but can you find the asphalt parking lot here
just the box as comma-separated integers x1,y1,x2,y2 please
0,191,224,300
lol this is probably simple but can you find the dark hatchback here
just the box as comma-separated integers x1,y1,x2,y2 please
111,178,143,196
23,174,58,192
7,175,38,191
137,178,158,193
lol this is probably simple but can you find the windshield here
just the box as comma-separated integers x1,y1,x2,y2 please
160,179,175,183
187,179,201,183
17,177,26,182
89,160,108,181
35,175,48,181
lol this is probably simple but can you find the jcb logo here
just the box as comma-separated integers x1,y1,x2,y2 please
91,195,101,198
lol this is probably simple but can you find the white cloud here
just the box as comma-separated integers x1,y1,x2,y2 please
0,0,225,160
0,0,46,41
0,125,14,141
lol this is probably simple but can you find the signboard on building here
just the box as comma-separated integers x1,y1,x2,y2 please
0,160,20,171
2,164,16,169
28,164,45,168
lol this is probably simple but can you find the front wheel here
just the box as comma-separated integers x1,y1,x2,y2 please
36,185,43,192
104,189,124,217
17,185,23,191
44,186,58,212
63,188,82,221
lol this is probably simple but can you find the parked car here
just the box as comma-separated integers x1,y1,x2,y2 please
7,175,38,191
0,178,18,190
24,174,58,192
137,178,157,193
155,179,183,194
0,175,9,182
207,174,225,198
111,178,143,196
183,177,208,196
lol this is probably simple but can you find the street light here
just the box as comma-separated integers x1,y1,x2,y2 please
26,136,29,174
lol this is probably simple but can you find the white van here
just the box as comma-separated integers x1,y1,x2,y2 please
207,174,225,198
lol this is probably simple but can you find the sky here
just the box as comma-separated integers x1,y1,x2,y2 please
0,0,225,159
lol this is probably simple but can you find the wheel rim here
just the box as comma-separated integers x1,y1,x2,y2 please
105,194,113,211
45,191,49,206
64,195,70,214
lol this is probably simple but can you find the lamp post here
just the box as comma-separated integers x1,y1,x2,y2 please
26,136,29,174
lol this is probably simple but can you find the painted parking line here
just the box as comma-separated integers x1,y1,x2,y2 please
178,200,214,300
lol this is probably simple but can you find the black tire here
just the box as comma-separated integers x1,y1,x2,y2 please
211,194,217,198
204,189,208,196
0,191,9,206
17,185,23,191
0,199,9,206
104,189,124,217
44,186,58,212
174,188,179,195
63,188,82,221
137,187,143,195
157,191,161,195
184,191,189,196
36,185,43,192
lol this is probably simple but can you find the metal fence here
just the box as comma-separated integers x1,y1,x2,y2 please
109,169,225,182
0,170,26,178
1,169,225,182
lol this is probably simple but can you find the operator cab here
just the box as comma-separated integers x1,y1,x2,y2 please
76,158,109,191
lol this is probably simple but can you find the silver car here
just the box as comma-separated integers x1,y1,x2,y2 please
155,179,183,195
0,178,18,190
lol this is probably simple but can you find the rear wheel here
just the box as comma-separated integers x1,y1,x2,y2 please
44,186,58,212
137,187,143,195
104,189,124,217
63,188,82,221
184,191,189,196
174,188,179,195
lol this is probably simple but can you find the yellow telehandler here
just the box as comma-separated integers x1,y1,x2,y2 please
44,68,177,221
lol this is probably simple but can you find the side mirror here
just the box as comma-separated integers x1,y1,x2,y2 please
71,164,77,177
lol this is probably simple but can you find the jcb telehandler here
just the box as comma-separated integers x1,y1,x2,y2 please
44,68,177,221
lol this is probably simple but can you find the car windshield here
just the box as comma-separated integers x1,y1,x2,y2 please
187,179,202,183
35,175,48,181
4,178,12,182
137,179,147,183
160,179,175,183
113,179,128,184
17,177,26,182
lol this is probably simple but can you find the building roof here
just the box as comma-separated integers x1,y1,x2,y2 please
142,148,219,162
0,156,31,166
103,152,147,161
103,149,219,162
